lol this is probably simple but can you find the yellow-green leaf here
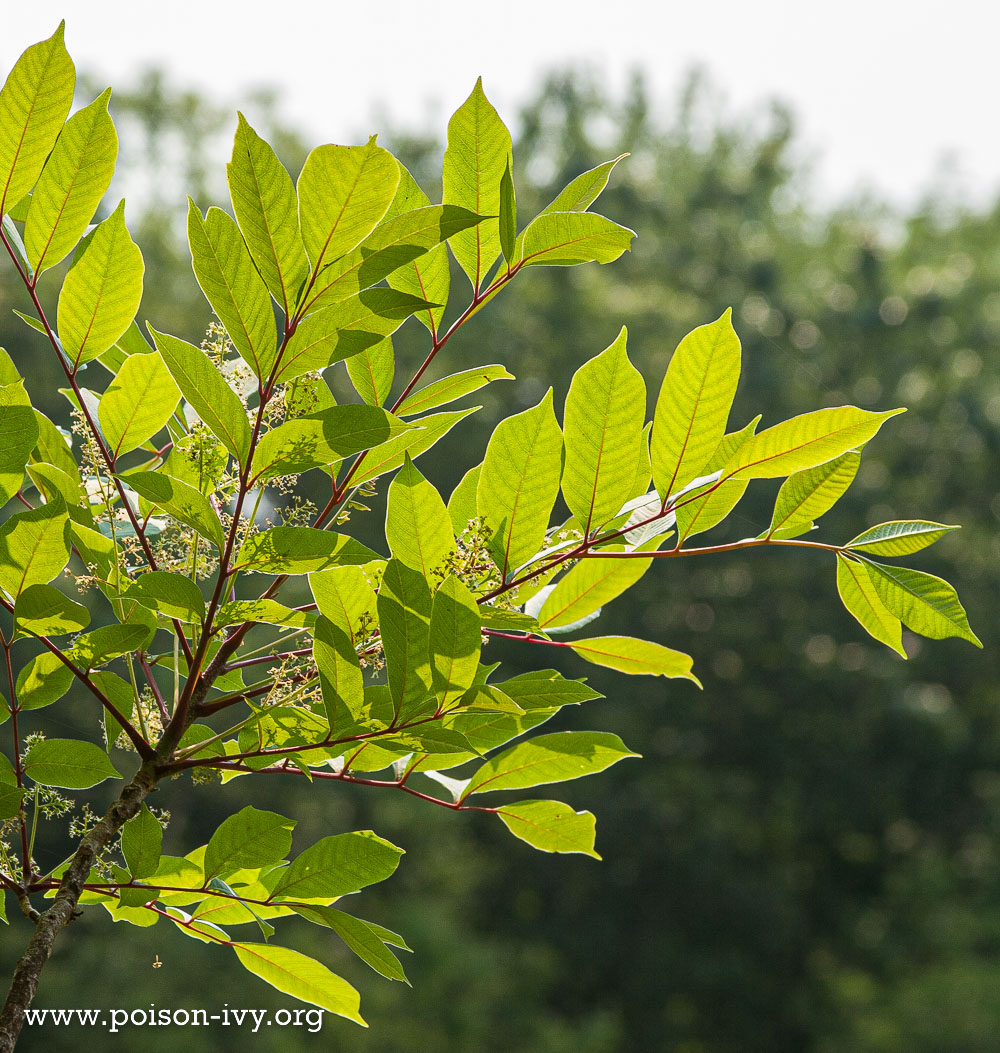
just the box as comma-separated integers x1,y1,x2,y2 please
562,326,645,532
0,24,75,215
58,201,143,367
724,406,904,481
477,390,563,579
863,559,982,647
569,635,701,683
651,310,741,500
228,113,308,315
233,943,365,1024
835,554,905,657
519,211,635,267
768,450,860,538
385,455,455,577
496,800,600,858
98,352,180,459
25,87,117,274
187,200,277,379
847,520,960,557
442,79,512,289
297,137,398,276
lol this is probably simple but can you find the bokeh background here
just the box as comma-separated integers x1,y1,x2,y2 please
2,5,1000,1050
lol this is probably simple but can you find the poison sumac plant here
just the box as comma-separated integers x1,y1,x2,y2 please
0,23,980,1049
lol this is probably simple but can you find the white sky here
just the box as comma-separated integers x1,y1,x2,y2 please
3,1,1000,208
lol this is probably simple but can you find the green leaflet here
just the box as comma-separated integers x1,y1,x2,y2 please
724,406,904,480
314,614,365,732
293,907,410,984
0,24,75,215
430,575,482,709
674,417,760,543
569,635,701,683
187,200,277,379
385,164,450,334
385,455,455,577
0,499,70,598
278,288,434,383
215,600,315,630
123,471,225,550
228,113,309,315
309,566,376,640
235,528,380,575
346,337,394,406
477,390,563,579
127,571,206,624
651,311,741,501
0,785,24,822
442,79,512,289
16,652,73,711
846,520,960,556
350,406,480,486
297,137,399,276
460,731,638,799
98,352,180,458
267,831,403,901
499,160,516,263
149,327,252,465
562,327,645,532
537,154,628,217
0,380,39,507
767,450,860,539
14,583,89,637
232,943,364,1025
58,201,144,367
396,365,514,417
519,211,635,267
23,738,121,789
495,800,600,858
204,806,295,880
250,406,412,483
835,554,905,657
25,87,117,274
862,559,982,647
538,550,653,631
32,408,80,478
447,462,482,534
377,558,433,716
70,623,152,668
305,203,484,315
122,803,163,880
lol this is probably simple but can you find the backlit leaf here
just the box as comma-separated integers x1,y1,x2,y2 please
0,380,39,507
562,326,645,532
442,79,512,288
297,137,398,275
0,499,70,597
98,352,180,458
724,406,904,480
569,635,700,683
651,311,741,500
0,24,75,215
187,200,277,378
385,455,455,576
235,528,380,575
863,559,981,647
496,800,600,858
24,738,121,789
519,211,635,267
25,87,117,274
205,806,295,879
233,943,364,1024
847,520,960,557
14,583,89,637
58,201,143,367
768,451,860,538
122,803,163,879
396,365,513,417
228,113,309,314
123,471,225,550
430,574,481,709
461,731,638,798
835,553,905,657
477,390,563,579
268,831,403,901
149,327,251,464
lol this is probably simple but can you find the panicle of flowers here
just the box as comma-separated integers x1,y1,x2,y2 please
263,653,321,709
37,786,73,820
0,822,22,882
